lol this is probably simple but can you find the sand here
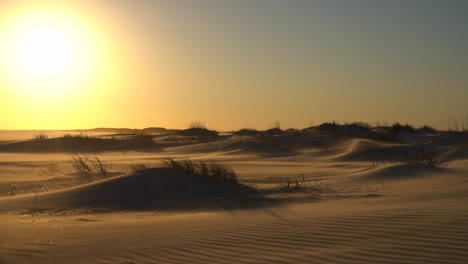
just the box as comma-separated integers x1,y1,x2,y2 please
1,131,467,263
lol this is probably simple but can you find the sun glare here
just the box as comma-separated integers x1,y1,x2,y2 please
0,7,99,98
17,27,72,77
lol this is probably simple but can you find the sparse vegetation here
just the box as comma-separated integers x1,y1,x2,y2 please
280,175,306,189
177,126,219,138
40,162,61,177
273,120,281,130
417,125,438,134
162,158,238,184
404,147,455,168
189,121,207,129
128,163,149,173
71,154,113,181
233,128,260,136
390,123,416,134
276,174,327,190
93,157,113,176
375,147,455,168
33,133,49,140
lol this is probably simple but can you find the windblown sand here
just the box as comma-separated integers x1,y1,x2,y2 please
1,132,467,263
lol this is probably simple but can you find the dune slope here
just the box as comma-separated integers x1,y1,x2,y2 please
0,168,259,211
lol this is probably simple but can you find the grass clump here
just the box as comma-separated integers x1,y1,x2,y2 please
128,163,148,173
189,121,207,129
71,154,113,181
177,121,219,138
162,158,238,184
375,147,455,169
33,133,49,140
403,147,454,168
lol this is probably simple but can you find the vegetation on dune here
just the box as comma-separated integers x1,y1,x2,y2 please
24,133,158,152
374,146,455,169
416,125,438,134
161,158,238,184
128,163,149,173
33,133,49,140
177,121,219,138
71,154,113,181
189,121,207,129
389,123,416,134
233,128,261,136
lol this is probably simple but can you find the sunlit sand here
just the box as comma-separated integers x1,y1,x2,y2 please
1,125,467,263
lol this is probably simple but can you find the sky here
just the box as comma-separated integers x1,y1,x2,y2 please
0,0,467,130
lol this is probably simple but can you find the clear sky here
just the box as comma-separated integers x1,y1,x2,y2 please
0,0,467,130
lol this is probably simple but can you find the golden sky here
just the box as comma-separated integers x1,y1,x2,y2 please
0,0,467,130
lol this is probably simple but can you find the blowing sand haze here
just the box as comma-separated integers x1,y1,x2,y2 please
1,124,468,263
1,1,468,263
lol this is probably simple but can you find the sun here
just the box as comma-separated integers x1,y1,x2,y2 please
17,27,72,77
0,8,100,98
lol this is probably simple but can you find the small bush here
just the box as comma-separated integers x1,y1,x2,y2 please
417,125,438,134
390,123,416,134
162,158,238,184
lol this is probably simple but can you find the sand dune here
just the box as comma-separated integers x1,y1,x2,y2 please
222,139,296,156
331,139,395,159
352,163,439,182
1,131,468,263
0,167,259,211
0,136,160,153
164,137,240,154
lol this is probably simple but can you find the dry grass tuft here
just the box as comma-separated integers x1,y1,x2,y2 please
33,133,49,140
71,154,113,181
128,163,149,173
374,147,456,168
162,158,238,184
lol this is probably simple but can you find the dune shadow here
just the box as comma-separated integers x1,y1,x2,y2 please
0,167,279,214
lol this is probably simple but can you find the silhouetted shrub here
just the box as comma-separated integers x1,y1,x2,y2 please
263,127,283,136
417,125,438,134
177,128,219,138
390,123,416,134
233,128,261,136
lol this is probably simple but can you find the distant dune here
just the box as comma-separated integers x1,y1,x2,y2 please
222,139,296,156
0,135,159,152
